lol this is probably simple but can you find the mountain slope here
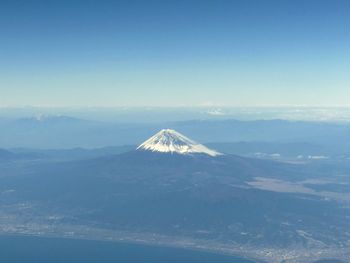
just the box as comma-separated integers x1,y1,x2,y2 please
0,148,15,160
137,129,222,156
1,137,349,261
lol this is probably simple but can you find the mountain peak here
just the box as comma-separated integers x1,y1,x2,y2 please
137,129,222,157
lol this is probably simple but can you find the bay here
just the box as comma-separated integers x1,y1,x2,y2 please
0,235,256,263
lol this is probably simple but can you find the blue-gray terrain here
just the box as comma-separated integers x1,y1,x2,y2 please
0,118,350,262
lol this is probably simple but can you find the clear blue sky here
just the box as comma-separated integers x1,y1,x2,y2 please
1,0,349,107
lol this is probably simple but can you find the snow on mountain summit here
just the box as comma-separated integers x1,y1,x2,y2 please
137,129,222,157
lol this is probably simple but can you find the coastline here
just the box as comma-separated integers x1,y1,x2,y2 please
0,222,348,263
0,232,259,263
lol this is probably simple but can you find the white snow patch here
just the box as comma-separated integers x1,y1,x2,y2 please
137,129,222,157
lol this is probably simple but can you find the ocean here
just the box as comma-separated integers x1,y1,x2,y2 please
0,235,256,263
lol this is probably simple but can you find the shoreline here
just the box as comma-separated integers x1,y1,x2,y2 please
0,223,348,263
0,232,261,263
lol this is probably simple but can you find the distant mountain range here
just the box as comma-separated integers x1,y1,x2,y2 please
0,148,15,160
1,116,350,159
0,148,43,161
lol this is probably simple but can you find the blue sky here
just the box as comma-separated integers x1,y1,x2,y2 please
1,0,349,107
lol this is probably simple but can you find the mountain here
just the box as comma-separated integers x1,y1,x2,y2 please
1,132,350,261
13,145,136,161
16,115,89,125
0,148,43,161
2,117,350,155
137,129,222,157
0,148,16,160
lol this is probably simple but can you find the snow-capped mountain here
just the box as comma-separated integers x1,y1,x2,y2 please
137,129,222,157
